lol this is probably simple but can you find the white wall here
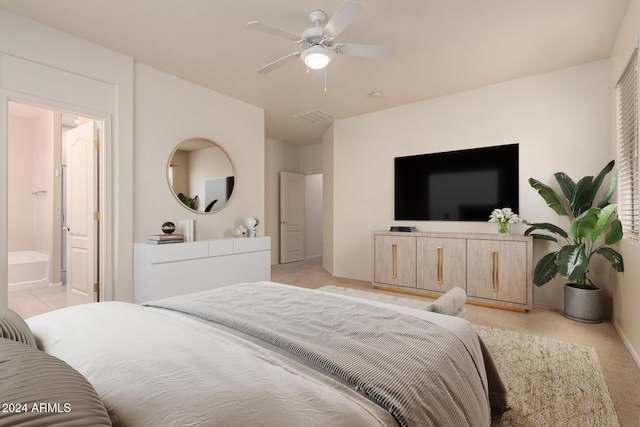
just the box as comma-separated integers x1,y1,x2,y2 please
330,60,612,310
301,144,323,260
7,115,34,252
300,143,323,174
31,110,54,261
134,64,265,243
610,0,640,367
322,125,335,274
305,174,323,259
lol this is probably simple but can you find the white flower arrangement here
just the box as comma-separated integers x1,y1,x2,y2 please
489,207,520,224
489,207,520,233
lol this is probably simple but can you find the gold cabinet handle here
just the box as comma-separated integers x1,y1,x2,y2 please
437,247,443,284
392,244,397,278
491,251,499,292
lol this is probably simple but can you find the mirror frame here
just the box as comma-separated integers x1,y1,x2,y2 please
167,137,236,214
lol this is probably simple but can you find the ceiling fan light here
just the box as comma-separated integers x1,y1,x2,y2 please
301,46,332,69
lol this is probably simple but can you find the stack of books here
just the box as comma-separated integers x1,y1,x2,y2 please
148,234,185,244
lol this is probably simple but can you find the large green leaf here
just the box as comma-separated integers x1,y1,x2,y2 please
527,233,559,243
554,172,575,202
575,160,615,214
589,158,614,185
588,160,614,205
597,170,618,208
571,176,595,217
555,244,588,281
596,247,624,272
590,204,617,242
605,217,624,245
570,208,599,241
533,252,559,286
523,222,568,238
529,178,568,216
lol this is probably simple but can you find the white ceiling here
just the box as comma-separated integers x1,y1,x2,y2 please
0,0,629,145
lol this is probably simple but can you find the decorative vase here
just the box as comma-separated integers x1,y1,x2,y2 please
564,283,603,323
498,222,510,234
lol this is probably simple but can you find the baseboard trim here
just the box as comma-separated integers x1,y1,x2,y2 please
612,319,640,371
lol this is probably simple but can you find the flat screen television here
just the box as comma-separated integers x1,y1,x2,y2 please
394,144,519,221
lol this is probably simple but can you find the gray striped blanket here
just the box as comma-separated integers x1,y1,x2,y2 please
145,282,495,427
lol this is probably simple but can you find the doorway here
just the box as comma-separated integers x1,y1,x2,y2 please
304,173,323,259
279,171,323,264
7,101,100,318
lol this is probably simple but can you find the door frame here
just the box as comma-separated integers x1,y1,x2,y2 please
2,94,112,304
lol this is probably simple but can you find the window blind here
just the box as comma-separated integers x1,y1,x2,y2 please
616,48,639,241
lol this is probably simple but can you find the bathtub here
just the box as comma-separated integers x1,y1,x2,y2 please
8,251,50,291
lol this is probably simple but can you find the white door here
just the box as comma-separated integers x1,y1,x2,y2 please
280,171,305,263
65,122,98,306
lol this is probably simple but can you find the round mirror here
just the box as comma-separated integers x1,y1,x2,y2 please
167,137,235,214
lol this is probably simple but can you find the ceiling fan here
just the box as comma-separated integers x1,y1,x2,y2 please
247,0,394,74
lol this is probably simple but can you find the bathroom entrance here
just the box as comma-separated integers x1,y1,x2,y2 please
7,101,100,316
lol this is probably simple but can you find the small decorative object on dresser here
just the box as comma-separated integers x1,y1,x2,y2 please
245,217,259,237
178,219,196,242
489,207,520,234
234,225,248,237
161,221,176,234
148,234,184,244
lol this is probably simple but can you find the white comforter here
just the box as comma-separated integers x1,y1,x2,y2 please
26,283,495,427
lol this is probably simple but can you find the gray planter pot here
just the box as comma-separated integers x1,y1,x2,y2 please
564,283,603,323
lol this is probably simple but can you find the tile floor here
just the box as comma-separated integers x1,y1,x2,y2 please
8,285,67,319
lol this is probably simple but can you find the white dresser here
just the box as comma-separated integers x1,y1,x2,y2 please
134,236,271,303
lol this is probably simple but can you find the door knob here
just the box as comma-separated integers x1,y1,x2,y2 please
63,226,70,232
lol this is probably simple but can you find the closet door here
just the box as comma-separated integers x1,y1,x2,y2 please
373,235,416,288
417,237,466,294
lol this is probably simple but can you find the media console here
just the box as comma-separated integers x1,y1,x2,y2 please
372,231,533,312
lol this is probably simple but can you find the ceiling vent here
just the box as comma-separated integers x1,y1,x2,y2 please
291,109,335,124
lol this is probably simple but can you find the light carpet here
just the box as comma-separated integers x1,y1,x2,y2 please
317,285,620,427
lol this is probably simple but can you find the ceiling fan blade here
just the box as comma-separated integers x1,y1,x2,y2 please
335,43,394,60
323,1,363,40
247,21,301,42
256,52,302,74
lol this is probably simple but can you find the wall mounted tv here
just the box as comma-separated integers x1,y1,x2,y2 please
394,143,519,221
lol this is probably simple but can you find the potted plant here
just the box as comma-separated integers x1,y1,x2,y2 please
525,160,624,323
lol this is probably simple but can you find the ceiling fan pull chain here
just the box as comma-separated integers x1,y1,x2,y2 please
324,68,328,92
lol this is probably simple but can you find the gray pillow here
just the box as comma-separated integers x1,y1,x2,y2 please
427,287,467,316
0,338,111,426
0,304,37,347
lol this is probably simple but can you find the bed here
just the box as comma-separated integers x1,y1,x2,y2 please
2,281,508,426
